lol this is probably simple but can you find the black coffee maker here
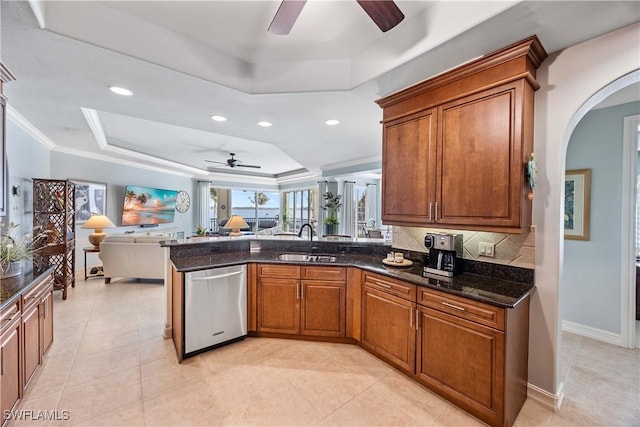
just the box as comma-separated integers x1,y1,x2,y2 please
424,233,463,277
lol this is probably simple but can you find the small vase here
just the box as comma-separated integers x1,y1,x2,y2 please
324,224,338,235
0,261,22,279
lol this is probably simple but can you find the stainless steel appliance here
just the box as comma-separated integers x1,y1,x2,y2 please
184,264,247,356
424,233,463,277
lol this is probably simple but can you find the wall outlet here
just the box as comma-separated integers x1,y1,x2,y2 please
479,242,495,257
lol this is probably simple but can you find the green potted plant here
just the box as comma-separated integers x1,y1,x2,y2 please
194,225,207,237
322,191,343,235
0,222,51,278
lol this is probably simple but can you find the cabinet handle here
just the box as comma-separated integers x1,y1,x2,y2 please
1,347,3,376
301,284,304,299
416,309,419,329
442,301,465,311
376,282,392,289
1,310,18,324
435,202,439,222
409,307,413,327
428,202,433,221
296,284,300,300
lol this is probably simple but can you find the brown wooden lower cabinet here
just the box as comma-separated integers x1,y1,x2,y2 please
256,265,346,337
0,314,21,421
40,290,54,355
416,306,504,425
22,302,41,389
300,280,345,337
360,284,415,374
258,278,300,334
0,271,54,426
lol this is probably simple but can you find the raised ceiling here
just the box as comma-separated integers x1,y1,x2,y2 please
2,1,639,184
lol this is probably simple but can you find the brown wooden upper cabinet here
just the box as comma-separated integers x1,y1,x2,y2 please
377,36,547,233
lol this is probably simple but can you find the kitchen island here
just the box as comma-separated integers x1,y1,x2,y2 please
162,236,534,427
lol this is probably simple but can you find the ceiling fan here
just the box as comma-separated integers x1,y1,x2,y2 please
268,0,405,35
205,153,262,169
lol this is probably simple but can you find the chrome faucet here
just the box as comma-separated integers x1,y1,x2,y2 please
298,223,314,241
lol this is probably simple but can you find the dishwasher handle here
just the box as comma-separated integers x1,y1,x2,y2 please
190,271,244,281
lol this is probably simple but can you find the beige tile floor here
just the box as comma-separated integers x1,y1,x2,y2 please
8,276,640,427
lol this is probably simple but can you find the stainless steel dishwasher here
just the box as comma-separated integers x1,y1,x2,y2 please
184,264,247,356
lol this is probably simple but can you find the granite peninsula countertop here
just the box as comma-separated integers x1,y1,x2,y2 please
170,249,533,309
1,265,55,310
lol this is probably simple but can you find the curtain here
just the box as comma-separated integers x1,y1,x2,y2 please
318,181,328,228
195,181,211,231
342,181,355,237
365,183,378,228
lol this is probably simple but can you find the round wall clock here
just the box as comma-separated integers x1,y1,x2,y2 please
175,190,191,213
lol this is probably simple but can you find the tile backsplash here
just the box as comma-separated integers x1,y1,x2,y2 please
392,226,535,269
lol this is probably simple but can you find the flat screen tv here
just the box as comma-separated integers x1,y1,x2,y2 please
121,185,178,226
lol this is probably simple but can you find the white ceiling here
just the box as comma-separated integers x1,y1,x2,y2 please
2,1,639,185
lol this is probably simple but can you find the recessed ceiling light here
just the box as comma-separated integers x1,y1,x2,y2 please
109,86,133,96
325,119,340,126
258,121,272,127
211,115,227,122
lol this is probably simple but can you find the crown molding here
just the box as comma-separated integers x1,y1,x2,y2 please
6,105,56,149
53,145,194,178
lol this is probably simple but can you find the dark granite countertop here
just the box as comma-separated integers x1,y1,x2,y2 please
1,265,55,310
171,249,533,308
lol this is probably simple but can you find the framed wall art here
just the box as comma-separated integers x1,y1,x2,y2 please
564,169,591,240
73,180,107,224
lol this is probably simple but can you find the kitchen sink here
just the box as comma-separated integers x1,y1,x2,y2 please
277,253,337,263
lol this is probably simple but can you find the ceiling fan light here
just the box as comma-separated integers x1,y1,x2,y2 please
109,86,133,96
258,121,273,127
211,115,227,122
325,119,340,126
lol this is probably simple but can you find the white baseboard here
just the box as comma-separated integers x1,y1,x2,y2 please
527,381,564,412
561,320,622,346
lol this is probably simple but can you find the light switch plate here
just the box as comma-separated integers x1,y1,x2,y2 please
479,242,495,257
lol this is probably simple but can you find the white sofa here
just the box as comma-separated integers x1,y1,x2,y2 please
99,235,168,283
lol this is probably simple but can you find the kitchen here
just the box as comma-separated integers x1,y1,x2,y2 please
1,1,639,426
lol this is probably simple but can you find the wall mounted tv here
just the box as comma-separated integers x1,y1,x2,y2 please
121,185,178,226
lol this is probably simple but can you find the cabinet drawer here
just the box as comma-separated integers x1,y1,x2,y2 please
302,266,346,282
418,287,505,331
0,300,21,333
258,264,300,278
362,272,416,301
22,275,54,310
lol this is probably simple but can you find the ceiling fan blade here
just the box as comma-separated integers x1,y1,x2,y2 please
235,164,262,169
356,0,404,32
205,160,227,165
268,0,307,35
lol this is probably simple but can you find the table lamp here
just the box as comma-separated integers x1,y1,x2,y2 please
81,214,116,248
225,215,250,237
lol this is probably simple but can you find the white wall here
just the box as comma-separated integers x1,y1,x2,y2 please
562,102,640,334
532,22,640,400
50,151,193,271
5,120,51,232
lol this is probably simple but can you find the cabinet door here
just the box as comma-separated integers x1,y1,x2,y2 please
382,110,437,225
436,83,524,228
40,290,54,355
257,278,300,334
300,281,345,337
416,306,504,425
1,319,21,417
361,286,415,374
22,303,41,390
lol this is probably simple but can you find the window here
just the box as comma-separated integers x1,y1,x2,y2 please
209,187,280,231
282,189,316,234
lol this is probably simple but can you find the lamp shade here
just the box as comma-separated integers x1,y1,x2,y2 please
81,215,116,248
225,215,249,236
